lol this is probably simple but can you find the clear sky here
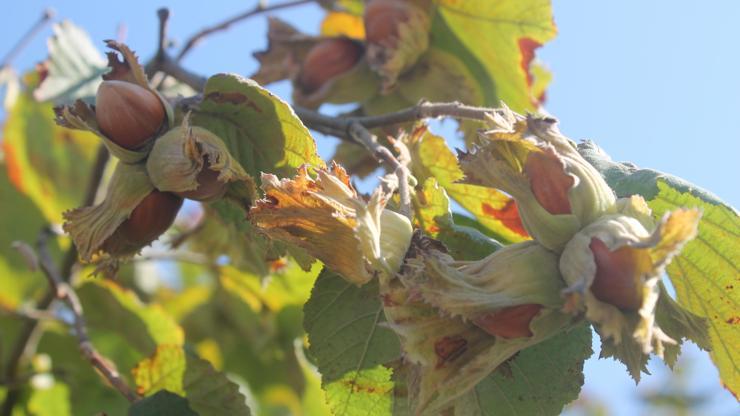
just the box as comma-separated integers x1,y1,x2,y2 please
1,1,738,415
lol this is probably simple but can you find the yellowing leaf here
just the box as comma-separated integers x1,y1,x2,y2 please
321,12,365,40
647,181,740,398
133,345,251,415
3,92,98,223
434,0,556,111
324,365,394,416
405,125,529,244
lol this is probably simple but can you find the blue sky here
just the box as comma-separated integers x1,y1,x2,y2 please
1,1,738,415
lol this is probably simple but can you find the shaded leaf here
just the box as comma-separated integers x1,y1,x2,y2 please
455,323,592,416
304,270,400,382
128,390,198,416
133,345,251,416
78,280,184,356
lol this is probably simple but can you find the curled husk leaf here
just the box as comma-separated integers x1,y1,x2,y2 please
459,106,616,251
364,0,431,92
559,199,701,359
250,163,412,285
63,162,154,261
53,41,173,163
403,240,565,321
382,234,576,414
146,117,255,204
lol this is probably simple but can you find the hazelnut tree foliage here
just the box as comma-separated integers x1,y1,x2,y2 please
0,0,738,415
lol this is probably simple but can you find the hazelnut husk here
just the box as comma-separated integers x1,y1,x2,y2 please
95,80,166,150
298,38,364,94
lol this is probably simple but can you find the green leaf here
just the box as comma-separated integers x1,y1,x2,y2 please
192,73,324,183
0,164,50,308
578,140,731,209
33,20,107,103
324,365,394,416
128,390,198,416
304,270,401,383
455,324,592,416
3,91,99,223
27,381,71,416
432,0,556,111
133,345,251,416
647,181,740,397
303,270,401,413
77,280,184,356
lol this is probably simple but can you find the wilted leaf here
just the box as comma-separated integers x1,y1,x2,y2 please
3,92,98,223
133,344,251,416
33,20,107,103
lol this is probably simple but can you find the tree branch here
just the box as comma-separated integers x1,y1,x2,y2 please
36,228,139,403
0,9,54,69
175,0,317,62
1,145,109,416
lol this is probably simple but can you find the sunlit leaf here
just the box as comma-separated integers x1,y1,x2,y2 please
405,125,529,244
324,365,394,416
433,0,556,111
3,92,98,223
33,20,107,103
648,182,740,398
27,380,71,416
133,344,251,415
321,12,365,39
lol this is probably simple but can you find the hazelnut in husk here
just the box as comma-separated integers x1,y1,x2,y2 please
95,80,166,150
174,160,227,202
101,190,183,254
298,38,364,94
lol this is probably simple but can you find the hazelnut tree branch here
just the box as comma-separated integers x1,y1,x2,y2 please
34,227,140,403
175,0,317,62
0,8,54,69
1,146,110,416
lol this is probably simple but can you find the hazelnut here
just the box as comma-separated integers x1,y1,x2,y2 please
95,80,165,150
472,303,543,339
298,38,364,93
589,238,648,311
364,0,411,47
175,160,227,202
103,191,183,253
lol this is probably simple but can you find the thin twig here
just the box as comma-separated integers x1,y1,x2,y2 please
175,0,316,62
36,228,139,403
1,145,109,416
0,9,54,68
